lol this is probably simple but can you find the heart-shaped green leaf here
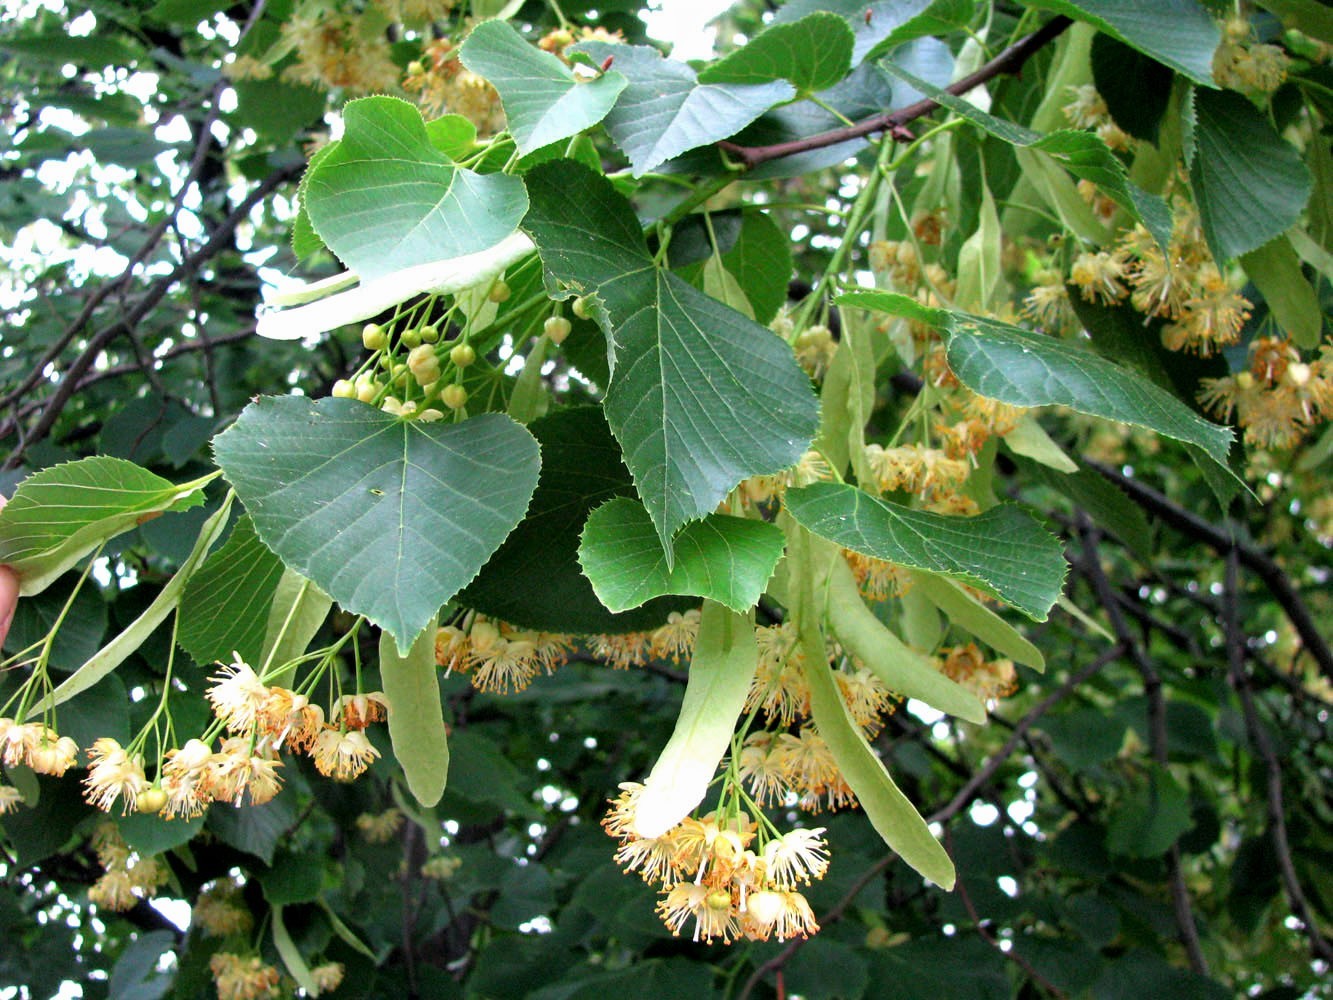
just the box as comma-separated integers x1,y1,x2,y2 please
573,41,794,175
460,20,627,155
784,481,1066,621
699,12,854,94
1190,89,1313,264
302,96,528,282
212,397,540,653
523,160,819,556
579,498,785,613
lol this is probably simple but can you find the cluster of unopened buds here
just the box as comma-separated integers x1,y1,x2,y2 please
604,784,827,944
80,653,388,818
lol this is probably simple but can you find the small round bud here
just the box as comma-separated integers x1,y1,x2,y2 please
401,328,422,349
1285,362,1311,387
331,379,356,399
441,384,469,410
420,324,440,344
449,342,477,368
544,316,572,345
407,59,426,76
362,323,387,351
407,344,437,370
136,787,168,814
488,280,511,303
355,377,379,404
572,295,592,320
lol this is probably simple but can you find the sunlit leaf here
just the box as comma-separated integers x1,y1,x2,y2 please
302,96,529,282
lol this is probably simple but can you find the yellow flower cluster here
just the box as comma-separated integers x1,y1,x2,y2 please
84,654,386,818
86,821,169,912
356,807,405,844
1214,17,1289,94
939,643,1017,701
603,785,825,944
404,38,505,133
1199,338,1333,449
1061,84,1132,151
209,952,283,1000
435,615,573,693
193,878,254,938
550,609,703,673
280,1,400,94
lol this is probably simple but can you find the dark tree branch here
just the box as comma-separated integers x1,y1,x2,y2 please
1079,520,1210,977
950,829,1069,999
935,644,1122,826
719,16,1072,169
3,163,301,468
0,77,231,414
1224,547,1333,964
1087,460,1333,681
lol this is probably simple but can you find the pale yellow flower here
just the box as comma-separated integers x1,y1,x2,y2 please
311,728,380,781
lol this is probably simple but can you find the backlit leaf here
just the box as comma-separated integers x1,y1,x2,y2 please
631,602,758,838
460,20,627,155
0,457,207,596
303,96,528,282
699,12,854,94
380,620,449,808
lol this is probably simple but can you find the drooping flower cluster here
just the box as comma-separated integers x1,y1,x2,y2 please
193,878,254,938
939,643,1017,701
403,37,505,132
436,615,574,693
209,952,284,1000
83,653,387,818
1,716,80,815
603,783,825,944
1198,338,1333,449
1061,84,1132,151
86,821,170,912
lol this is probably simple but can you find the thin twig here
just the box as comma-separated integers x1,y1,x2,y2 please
3,164,300,467
0,76,230,412
719,16,1072,169
1088,460,1333,681
950,830,1069,999
935,644,1122,825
